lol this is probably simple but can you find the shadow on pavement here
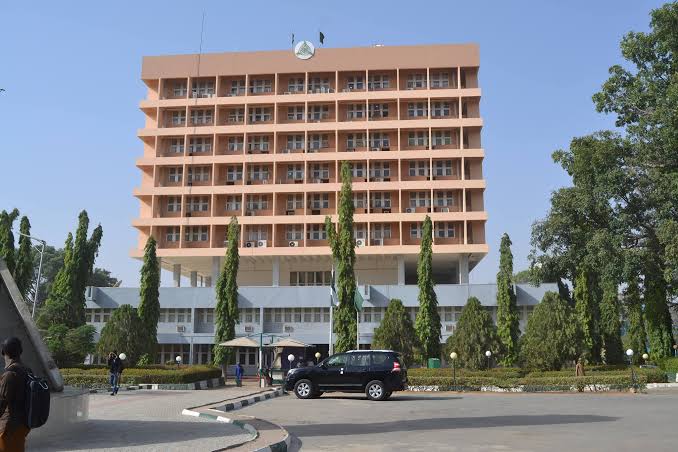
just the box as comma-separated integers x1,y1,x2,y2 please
287,414,619,437
27,419,242,451
317,395,463,401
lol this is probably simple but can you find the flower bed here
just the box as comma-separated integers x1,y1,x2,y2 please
61,365,222,388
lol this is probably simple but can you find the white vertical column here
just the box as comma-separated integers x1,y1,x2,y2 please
272,256,280,286
205,277,212,287
397,255,405,286
458,254,469,284
190,271,198,287
173,264,182,287
212,256,221,282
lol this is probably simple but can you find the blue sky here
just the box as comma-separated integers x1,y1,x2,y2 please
0,1,664,287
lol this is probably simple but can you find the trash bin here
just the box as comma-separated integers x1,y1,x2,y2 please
427,358,441,369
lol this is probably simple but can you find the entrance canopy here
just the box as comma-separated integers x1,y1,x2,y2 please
266,338,311,348
218,337,259,348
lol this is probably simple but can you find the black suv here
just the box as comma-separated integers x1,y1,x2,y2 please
284,350,407,401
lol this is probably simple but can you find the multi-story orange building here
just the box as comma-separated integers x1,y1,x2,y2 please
133,43,488,288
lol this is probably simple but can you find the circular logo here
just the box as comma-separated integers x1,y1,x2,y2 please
294,41,315,60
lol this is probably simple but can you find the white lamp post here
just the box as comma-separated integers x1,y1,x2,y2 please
315,352,321,364
175,355,182,368
118,353,127,361
449,352,457,389
287,353,295,369
485,350,492,369
642,353,649,361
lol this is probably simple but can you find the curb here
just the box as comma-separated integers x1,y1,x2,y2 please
88,377,224,393
252,432,292,452
647,382,678,389
211,387,285,413
182,408,258,449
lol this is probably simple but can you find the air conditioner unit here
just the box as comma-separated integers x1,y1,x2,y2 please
176,325,186,333
245,241,256,248
356,238,366,247
257,240,267,248
244,325,254,333
440,207,450,213
405,208,415,213
289,241,299,247
372,238,384,246
284,325,294,333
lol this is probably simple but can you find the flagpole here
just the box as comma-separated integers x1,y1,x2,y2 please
356,308,359,350
329,303,334,356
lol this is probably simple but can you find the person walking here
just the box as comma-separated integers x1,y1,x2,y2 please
0,337,31,452
107,352,123,396
235,362,243,387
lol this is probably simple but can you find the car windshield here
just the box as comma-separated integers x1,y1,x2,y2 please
324,354,347,368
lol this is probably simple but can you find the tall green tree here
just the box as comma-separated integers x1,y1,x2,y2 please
97,305,145,366
138,237,160,357
445,297,499,370
414,216,441,361
38,233,75,329
623,276,647,364
520,292,580,370
598,276,624,364
325,162,357,353
0,208,20,274
88,268,121,288
372,299,419,366
15,216,34,298
214,217,240,376
644,269,674,359
574,269,599,361
496,233,520,366
45,324,97,367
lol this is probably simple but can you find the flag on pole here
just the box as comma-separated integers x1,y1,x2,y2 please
291,33,295,45
319,31,325,45
329,268,338,306
354,284,364,312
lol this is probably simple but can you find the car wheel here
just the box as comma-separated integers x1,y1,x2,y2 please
366,380,386,401
294,379,314,399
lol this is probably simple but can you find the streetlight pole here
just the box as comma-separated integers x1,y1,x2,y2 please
449,352,457,391
626,349,635,390
485,350,492,370
17,231,46,319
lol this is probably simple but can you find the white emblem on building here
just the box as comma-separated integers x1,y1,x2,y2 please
294,41,315,60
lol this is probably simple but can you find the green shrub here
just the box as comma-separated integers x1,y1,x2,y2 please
659,357,678,372
407,374,647,391
407,367,524,379
61,365,221,387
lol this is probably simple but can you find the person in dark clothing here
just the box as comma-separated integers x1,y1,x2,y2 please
107,351,123,396
0,337,31,452
235,363,243,387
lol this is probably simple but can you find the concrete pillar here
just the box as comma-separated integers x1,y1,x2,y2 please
397,256,405,286
458,254,469,284
199,276,203,287
272,256,280,286
205,277,212,287
173,264,182,287
211,256,221,282
190,271,198,287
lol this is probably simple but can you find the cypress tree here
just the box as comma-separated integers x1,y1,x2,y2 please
372,299,419,366
70,211,103,326
38,233,75,329
644,269,674,359
624,276,646,365
496,233,520,366
15,216,34,298
138,237,160,357
0,208,20,274
574,269,600,361
598,276,624,364
325,162,357,353
414,216,441,361
445,296,499,370
97,305,145,366
214,217,240,376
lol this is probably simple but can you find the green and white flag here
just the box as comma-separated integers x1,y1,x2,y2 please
329,268,338,307
354,284,364,312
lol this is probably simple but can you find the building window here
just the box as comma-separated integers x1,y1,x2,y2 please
370,162,391,179
187,166,210,182
238,347,257,366
286,135,304,151
433,130,452,146
308,105,330,121
308,77,330,93
308,134,329,151
167,196,181,213
287,106,304,121
353,225,366,240
168,167,182,183
310,193,330,209
166,226,180,242
346,133,365,149
350,162,365,178
352,193,366,209
371,223,392,240
408,161,430,177
346,75,364,90
247,226,268,241
286,165,304,181
432,101,451,117
226,166,243,181
409,191,430,208
172,82,187,97
368,74,390,90
435,222,456,238
246,194,269,211
410,223,423,239
407,102,428,118
227,136,244,152
434,191,456,207
290,271,332,286
284,308,292,322
369,132,390,149
346,103,365,120
249,107,272,123
307,224,327,241
189,137,212,153
190,109,213,125
406,73,427,89
171,110,186,126
248,165,270,182
169,138,184,153
287,78,304,93
230,79,246,95
370,192,391,209
434,160,454,177
430,72,451,88
228,108,245,123
368,103,389,119
407,131,429,147
286,225,303,241
185,226,208,242
310,164,330,180
188,196,209,212
225,196,241,212
248,136,270,152
191,80,215,97
286,194,303,210
249,79,272,94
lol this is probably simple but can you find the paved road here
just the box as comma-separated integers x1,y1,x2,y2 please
240,390,678,451
28,387,257,451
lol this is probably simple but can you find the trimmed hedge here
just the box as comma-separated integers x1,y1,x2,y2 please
62,365,221,387
407,367,523,379
408,374,648,391
659,357,678,373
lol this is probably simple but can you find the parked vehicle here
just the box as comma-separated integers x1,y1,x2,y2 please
284,350,407,401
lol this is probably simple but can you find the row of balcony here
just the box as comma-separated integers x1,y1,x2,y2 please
146,98,480,129
147,67,479,100
139,219,486,250
143,188,485,219
145,128,482,157
147,158,483,188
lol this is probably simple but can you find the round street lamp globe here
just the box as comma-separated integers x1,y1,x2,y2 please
450,352,457,360
118,353,127,361
485,351,492,357
287,354,295,362
626,349,634,357
315,352,321,359
175,355,182,363
642,353,649,360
